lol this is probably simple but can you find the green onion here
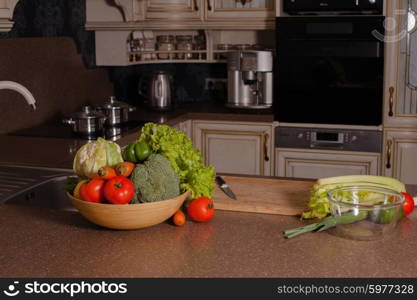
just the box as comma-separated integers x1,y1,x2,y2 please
283,212,368,239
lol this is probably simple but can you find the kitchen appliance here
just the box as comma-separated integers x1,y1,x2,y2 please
283,0,383,15
96,96,136,126
62,106,107,137
215,175,237,200
275,127,382,152
138,71,173,111
275,16,385,125
227,50,273,109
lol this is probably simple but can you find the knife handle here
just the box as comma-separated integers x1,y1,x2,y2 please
215,175,225,186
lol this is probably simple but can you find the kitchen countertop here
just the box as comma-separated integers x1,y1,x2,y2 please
1,102,416,278
1,183,416,278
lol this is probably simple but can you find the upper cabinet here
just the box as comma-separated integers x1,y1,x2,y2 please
384,0,417,128
0,0,18,32
135,0,203,21
205,0,275,22
86,0,275,29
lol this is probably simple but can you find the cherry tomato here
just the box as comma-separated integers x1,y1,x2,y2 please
115,162,135,177
104,176,135,205
79,179,105,203
402,192,415,216
173,210,186,226
187,197,215,223
73,179,88,199
97,166,117,180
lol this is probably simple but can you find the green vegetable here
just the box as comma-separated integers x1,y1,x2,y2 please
283,211,368,239
123,143,137,163
134,141,151,162
130,154,180,203
302,175,406,219
73,138,123,178
138,123,215,198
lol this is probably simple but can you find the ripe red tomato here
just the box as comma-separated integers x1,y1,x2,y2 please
187,197,215,222
402,192,415,216
103,176,135,205
79,179,105,203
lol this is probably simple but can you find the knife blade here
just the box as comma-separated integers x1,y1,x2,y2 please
215,175,237,200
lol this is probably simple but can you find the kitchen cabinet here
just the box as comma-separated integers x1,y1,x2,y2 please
172,120,192,139
192,120,273,176
384,0,417,128
383,129,417,185
0,0,17,32
275,148,381,179
87,0,275,25
135,0,203,21
205,0,275,21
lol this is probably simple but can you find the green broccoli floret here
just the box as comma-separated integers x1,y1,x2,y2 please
130,154,180,203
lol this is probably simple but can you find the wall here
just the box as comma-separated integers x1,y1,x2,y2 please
0,37,114,134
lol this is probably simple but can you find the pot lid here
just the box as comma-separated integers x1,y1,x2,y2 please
69,106,106,120
101,96,131,109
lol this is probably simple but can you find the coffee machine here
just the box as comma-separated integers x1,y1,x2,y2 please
227,50,273,109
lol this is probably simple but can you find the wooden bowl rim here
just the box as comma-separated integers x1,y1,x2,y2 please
67,190,190,209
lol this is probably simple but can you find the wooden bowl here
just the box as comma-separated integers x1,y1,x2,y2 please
67,191,189,230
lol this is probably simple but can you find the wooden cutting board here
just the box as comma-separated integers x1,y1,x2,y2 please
213,176,315,216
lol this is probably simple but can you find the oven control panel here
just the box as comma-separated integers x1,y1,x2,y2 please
275,126,382,153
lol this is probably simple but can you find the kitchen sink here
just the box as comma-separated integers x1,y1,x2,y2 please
0,165,76,211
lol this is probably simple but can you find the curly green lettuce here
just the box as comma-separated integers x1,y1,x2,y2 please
138,123,215,198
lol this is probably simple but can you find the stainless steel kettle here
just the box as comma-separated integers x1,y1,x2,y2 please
139,71,173,111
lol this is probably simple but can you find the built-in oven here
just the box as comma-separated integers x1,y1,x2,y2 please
274,16,385,126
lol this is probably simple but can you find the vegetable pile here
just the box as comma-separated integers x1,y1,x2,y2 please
68,122,217,226
302,175,406,219
283,175,415,239
137,123,215,199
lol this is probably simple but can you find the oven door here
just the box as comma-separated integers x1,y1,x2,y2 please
275,17,385,126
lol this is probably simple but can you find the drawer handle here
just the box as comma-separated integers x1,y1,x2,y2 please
386,139,392,169
207,0,213,11
193,0,199,11
388,87,394,117
264,133,270,162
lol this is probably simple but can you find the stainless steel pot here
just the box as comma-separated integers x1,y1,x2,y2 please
62,106,107,135
96,96,136,126
138,71,173,111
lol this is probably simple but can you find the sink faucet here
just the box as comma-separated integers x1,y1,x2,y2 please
0,81,37,110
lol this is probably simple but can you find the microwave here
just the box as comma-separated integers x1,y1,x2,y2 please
283,0,383,15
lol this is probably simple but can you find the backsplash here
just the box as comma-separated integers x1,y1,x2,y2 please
0,0,228,105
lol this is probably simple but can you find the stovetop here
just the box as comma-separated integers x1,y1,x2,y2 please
9,121,146,141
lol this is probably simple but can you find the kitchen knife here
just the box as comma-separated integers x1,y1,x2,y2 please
215,175,237,200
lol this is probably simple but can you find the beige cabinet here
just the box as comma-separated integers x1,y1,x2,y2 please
192,120,273,176
205,0,275,21
87,0,275,27
135,0,203,21
171,120,192,139
384,0,417,128
383,130,417,185
275,148,381,180
0,0,18,32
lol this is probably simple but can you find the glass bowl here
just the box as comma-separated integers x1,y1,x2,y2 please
327,186,404,240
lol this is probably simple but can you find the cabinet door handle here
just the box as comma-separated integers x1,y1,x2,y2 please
388,87,394,117
263,133,270,162
207,0,213,11
386,139,393,169
193,0,199,11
